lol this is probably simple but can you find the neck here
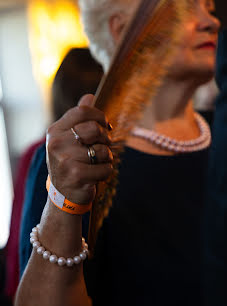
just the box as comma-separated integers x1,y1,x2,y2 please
140,78,197,131
127,79,202,156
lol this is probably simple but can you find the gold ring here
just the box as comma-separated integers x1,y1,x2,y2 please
88,146,97,165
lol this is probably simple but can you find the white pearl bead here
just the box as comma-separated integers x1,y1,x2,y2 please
43,251,51,260
73,256,81,265
79,252,87,261
30,232,37,238
169,145,174,151
58,257,66,266
66,258,74,267
49,255,58,264
36,224,40,229
33,241,41,249
32,227,38,233
30,237,37,244
162,142,168,148
82,249,89,255
37,246,45,255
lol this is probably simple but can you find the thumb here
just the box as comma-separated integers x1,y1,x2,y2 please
78,94,95,107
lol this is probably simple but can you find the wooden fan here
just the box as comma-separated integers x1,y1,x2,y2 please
88,0,188,255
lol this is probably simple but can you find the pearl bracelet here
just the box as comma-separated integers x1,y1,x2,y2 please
30,224,89,267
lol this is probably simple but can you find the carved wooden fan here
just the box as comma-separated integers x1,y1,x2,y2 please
88,0,188,255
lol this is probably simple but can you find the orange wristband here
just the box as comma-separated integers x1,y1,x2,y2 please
46,176,92,215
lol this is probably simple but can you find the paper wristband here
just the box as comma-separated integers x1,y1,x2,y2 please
46,176,92,215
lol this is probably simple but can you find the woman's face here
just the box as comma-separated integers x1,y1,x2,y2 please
168,0,220,84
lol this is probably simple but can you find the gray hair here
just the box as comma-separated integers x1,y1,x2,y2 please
78,0,138,72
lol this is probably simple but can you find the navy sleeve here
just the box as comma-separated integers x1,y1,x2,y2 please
19,143,91,278
19,144,48,278
204,30,227,306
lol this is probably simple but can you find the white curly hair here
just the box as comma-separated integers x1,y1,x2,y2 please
78,0,139,72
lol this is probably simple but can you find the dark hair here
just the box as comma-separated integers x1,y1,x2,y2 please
51,48,103,121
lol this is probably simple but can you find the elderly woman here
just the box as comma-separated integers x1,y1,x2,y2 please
15,0,220,306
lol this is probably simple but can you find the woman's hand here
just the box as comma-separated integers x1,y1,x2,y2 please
15,95,107,306
46,94,114,205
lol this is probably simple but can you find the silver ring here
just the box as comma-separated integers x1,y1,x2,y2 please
71,128,82,144
88,146,97,165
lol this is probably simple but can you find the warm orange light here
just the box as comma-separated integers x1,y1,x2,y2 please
28,0,88,90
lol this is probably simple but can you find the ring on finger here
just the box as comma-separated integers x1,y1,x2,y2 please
88,146,97,165
71,127,82,144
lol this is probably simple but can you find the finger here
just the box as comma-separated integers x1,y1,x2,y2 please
78,94,95,107
71,162,113,186
55,104,109,132
47,132,113,167
73,121,111,145
71,144,113,164
56,161,113,188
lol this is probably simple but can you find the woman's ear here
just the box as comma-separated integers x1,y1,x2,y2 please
109,13,127,44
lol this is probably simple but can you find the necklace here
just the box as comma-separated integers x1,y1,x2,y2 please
131,113,211,153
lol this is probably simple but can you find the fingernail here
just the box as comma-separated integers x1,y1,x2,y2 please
108,123,113,131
